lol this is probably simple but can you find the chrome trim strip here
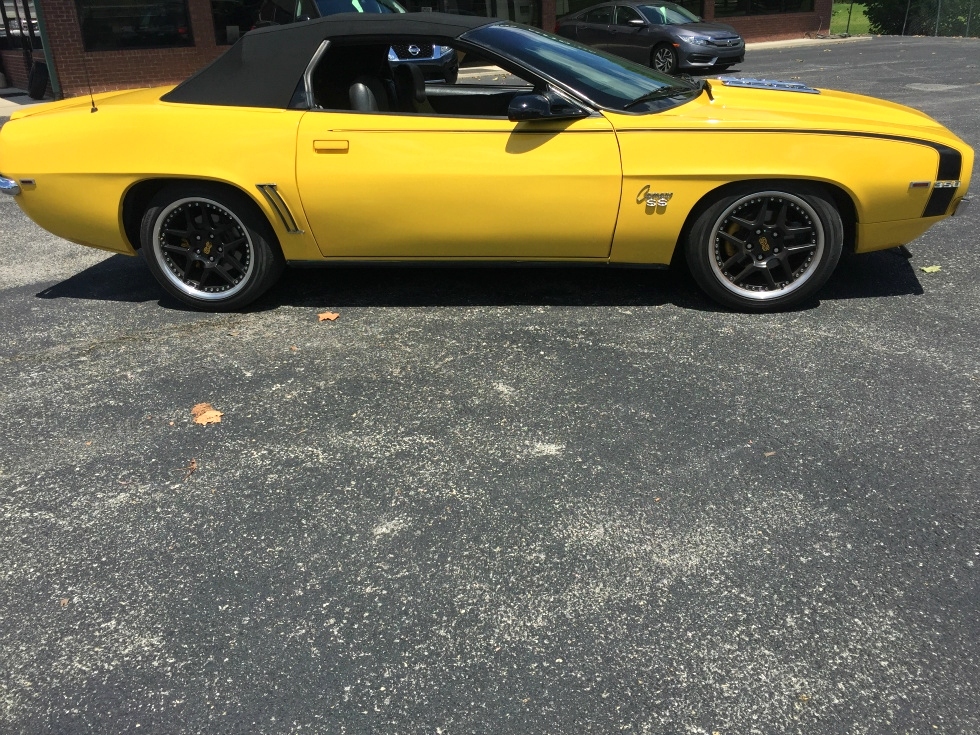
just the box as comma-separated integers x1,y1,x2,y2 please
0,176,21,196
256,184,304,234
717,76,820,94
303,40,330,109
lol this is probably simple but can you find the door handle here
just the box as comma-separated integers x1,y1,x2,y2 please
314,140,349,153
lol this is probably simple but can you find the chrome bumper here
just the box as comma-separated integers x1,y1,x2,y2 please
0,175,21,196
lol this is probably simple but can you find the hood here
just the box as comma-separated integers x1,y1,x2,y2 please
609,80,961,144
677,21,739,36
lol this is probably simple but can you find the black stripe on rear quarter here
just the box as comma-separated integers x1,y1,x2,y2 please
616,127,964,218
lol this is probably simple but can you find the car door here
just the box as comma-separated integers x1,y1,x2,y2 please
295,91,622,260
609,5,650,64
576,5,616,50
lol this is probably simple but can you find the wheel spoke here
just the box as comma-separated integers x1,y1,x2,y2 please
774,200,789,229
785,243,817,254
223,255,248,276
762,266,778,289
783,225,813,239
779,256,795,281
162,226,193,239
221,235,248,252
731,263,756,284
752,197,771,228
722,253,747,271
717,230,746,248
212,266,237,285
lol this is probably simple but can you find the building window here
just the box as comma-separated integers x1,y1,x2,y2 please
715,0,813,16
1,0,43,51
75,0,194,50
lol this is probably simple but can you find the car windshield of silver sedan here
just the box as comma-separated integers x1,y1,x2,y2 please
464,23,700,112
637,3,700,24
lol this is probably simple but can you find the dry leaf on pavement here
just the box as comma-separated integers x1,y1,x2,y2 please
920,265,942,273
318,311,340,321
191,403,223,425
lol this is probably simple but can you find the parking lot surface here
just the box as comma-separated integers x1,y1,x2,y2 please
1,35,979,734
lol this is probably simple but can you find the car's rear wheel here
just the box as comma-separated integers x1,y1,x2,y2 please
652,44,678,74
140,183,284,311
684,184,844,311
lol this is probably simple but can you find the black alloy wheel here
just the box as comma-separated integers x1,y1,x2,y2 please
684,185,844,311
652,44,678,74
140,183,285,310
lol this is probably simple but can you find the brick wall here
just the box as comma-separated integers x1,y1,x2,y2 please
39,0,226,98
701,0,833,40
1,49,31,89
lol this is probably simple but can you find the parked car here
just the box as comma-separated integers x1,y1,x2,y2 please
555,1,744,74
0,15,972,311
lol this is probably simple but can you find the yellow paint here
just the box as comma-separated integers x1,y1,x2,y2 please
297,112,621,258
0,81,972,266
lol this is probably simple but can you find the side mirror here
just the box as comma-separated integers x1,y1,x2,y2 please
507,93,589,122
508,93,552,121
627,18,646,27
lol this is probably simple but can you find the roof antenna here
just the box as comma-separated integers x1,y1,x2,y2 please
80,49,98,112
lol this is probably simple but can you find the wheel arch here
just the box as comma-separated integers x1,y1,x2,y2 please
122,178,275,251
672,177,858,266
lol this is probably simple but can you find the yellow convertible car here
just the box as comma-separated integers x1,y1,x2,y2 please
0,14,973,310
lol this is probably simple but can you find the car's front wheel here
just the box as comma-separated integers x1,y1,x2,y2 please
140,183,284,311
652,44,678,74
684,184,844,311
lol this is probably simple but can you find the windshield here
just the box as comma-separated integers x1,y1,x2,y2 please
314,0,405,14
638,3,699,24
463,23,698,112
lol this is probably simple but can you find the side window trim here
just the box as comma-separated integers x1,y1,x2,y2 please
302,38,331,109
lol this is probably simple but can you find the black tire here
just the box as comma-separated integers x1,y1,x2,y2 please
27,61,48,100
139,183,285,311
684,183,844,311
651,44,678,74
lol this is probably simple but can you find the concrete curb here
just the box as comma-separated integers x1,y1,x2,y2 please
747,34,875,50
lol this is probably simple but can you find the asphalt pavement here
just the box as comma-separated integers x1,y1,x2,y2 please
1,35,979,734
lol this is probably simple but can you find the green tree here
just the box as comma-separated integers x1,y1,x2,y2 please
865,0,977,35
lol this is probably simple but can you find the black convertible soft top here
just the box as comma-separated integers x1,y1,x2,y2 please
162,13,494,109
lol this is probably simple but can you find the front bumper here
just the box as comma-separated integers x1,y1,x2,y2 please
0,175,21,196
678,42,744,69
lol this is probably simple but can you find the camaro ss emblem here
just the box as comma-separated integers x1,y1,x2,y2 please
645,192,673,208
408,44,421,56
759,236,770,252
